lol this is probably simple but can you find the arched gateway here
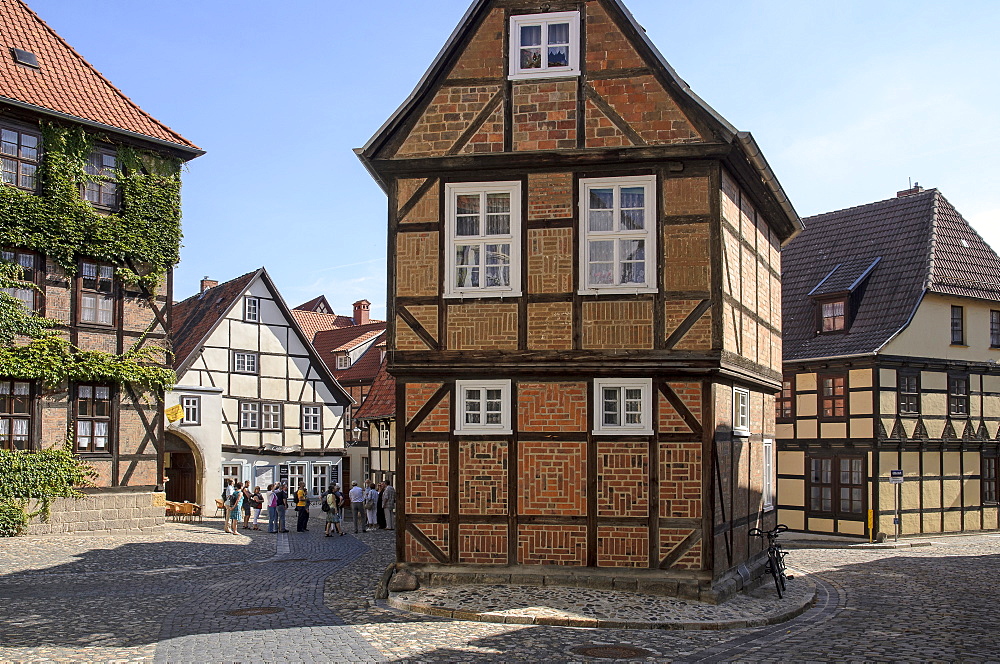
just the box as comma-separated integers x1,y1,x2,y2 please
164,431,203,504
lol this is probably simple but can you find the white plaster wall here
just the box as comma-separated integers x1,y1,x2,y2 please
165,385,224,506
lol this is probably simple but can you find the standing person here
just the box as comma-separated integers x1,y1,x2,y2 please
324,487,343,537
333,483,346,524
222,478,235,533
265,484,278,533
294,484,310,532
227,482,244,535
274,483,289,533
241,482,253,530
382,480,396,530
250,486,264,530
376,481,387,530
364,480,378,532
349,481,364,534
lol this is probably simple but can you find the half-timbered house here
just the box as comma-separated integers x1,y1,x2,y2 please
777,186,1000,538
357,0,802,601
166,270,352,504
354,357,397,485
292,299,386,486
0,0,201,533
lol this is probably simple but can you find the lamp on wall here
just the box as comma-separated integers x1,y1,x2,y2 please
351,425,363,443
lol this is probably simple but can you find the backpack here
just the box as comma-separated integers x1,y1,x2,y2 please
321,494,331,512
228,491,240,507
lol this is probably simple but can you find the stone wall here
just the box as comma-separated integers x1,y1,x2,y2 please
24,491,166,535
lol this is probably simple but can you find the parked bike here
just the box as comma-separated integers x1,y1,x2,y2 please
748,524,793,598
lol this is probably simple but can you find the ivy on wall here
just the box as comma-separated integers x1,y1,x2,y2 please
0,121,181,533
0,123,182,289
0,446,96,536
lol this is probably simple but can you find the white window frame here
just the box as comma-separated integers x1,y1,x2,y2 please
579,175,657,295
444,181,522,299
593,378,653,435
455,379,512,435
239,401,259,430
508,11,581,80
287,463,307,493
733,387,750,435
244,296,260,322
379,421,390,447
301,405,322,433
762,438,775,511
261,403,282,431
222,464,242,485
311,463,330,497
336,354,351,370
180,395,201,426
233,351,258,375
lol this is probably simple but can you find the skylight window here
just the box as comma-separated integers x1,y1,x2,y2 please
10,48,38,69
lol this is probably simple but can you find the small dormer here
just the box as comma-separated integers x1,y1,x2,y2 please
335,352,351,370
808,257,880,334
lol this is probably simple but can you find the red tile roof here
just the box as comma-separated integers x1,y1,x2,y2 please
294,295,334,313
290,309,357,342
0,0,199,151
171,269,259,371
310,323,387,384
353,359,395,421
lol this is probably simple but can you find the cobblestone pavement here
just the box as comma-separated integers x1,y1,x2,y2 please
2,516,1000,662
385,579,815,628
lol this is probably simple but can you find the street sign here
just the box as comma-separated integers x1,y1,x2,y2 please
890,470,904,484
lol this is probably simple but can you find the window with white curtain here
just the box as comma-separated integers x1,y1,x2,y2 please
508,11,580,79
445,182,521,298
579,176,656,294
593,378,652,435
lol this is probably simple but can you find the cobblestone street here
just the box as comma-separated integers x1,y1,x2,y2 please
1,512,999,662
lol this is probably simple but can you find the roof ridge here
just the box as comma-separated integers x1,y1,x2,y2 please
13,0,197,149
803,188,937,223
925,190,942,291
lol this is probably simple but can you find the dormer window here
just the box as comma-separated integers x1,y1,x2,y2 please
509,12,580,80
336,354,351,370
808,256,880,335
820,299,846,333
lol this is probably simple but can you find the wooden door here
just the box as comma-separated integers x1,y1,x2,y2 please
166,452,196,502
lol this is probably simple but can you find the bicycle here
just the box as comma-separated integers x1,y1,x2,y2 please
748,524,793,598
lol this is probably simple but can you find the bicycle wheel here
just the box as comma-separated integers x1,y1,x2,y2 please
768,549,784,598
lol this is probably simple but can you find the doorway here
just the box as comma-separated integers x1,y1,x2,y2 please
164,432,200,503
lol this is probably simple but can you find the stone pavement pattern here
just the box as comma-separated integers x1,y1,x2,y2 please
386,579,814,628
2,514,1000,662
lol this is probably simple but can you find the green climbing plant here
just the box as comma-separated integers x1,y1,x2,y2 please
0,445,97,535
0,123,182,290
0,120,182,534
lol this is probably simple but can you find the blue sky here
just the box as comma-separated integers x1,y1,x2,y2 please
33,0,1000,319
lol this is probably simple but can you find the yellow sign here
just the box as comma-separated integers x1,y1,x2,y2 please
165,404,185,423
867,509,874,529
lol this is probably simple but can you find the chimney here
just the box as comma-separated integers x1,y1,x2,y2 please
897,182,924,198
353,299,370,326
200,276,218,293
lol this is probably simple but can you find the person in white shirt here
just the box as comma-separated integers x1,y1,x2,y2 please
348,481,365,534
364,481,378,532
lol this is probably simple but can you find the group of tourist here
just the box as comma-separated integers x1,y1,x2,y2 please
346,479,395,533
220,477,395,536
